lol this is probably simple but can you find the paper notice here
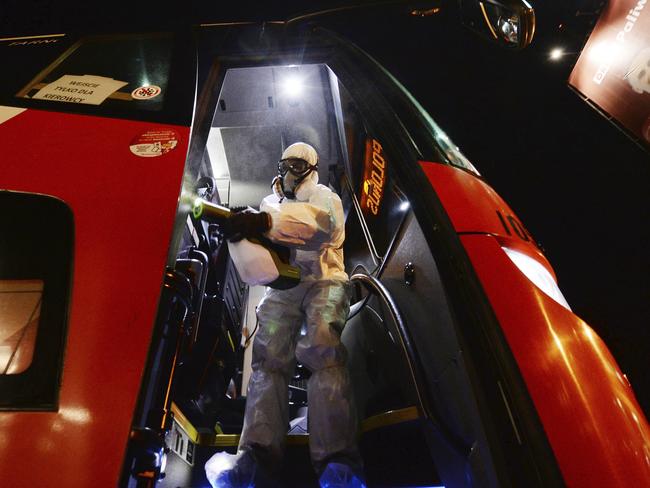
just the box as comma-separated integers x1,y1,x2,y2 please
32,74,128,105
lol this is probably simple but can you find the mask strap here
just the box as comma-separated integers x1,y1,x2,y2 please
277,167,316,200
272,175,285,202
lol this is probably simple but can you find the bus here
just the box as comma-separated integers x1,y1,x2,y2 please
1,5,649,487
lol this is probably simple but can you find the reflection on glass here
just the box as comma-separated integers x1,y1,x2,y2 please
502,247,571,310
16,35,172,112
0,280,43,375
360,138,387,217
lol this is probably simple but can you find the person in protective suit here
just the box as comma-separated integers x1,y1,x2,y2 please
207,142,364,488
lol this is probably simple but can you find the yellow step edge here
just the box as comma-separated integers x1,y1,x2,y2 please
172,404,421,448
171,402,200,444
198,432,312,448
360,406,420,433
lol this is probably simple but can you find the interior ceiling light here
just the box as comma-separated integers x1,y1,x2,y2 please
282,75,304,99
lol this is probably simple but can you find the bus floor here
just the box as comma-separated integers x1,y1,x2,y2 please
159,412,442,488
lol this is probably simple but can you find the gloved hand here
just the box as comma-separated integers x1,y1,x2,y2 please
221,208,272,242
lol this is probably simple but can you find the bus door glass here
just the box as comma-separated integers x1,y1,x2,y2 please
335,80,410,275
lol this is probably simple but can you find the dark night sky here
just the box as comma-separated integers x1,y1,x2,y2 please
2,1,648,415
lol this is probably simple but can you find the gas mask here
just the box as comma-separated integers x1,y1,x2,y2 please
272,157,318,200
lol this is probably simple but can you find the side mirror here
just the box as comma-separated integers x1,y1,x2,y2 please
459,0,536,49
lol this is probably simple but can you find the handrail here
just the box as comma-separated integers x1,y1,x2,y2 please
188,248,210,348
159,268,193,432
349,272,472,457
349,273,429,417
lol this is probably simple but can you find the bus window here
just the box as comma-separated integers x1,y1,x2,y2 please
0,33,194,125
0,280,43,375
16,34,172,111
0,192,73,410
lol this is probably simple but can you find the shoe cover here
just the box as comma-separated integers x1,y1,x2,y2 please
318,462,366,488
205,450,256,488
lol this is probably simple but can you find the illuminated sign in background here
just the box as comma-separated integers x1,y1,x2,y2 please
361,138,387,216
569,0,650,147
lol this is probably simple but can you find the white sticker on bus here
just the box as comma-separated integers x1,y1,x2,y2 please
129,129,179,158
131,85,161,100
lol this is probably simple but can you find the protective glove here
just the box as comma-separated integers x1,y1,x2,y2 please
221,208,272,242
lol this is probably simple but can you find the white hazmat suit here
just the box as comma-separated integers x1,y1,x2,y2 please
207,143,363,488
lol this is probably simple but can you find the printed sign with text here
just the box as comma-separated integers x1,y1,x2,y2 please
33,74,128,105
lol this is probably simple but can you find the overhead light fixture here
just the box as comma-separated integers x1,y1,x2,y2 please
282,74,304,103
549,47,564,61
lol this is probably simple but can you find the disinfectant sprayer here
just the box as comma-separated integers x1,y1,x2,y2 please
192,198,300,290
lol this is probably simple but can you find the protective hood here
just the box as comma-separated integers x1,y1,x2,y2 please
273,142,319,201
281,142,318,166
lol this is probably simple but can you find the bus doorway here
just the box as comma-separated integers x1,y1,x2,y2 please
127,52,452,487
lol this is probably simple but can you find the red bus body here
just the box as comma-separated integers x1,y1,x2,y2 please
421,162,650,487
0,109,190,486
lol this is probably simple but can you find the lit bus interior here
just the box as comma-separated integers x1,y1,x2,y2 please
142,61,452,487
